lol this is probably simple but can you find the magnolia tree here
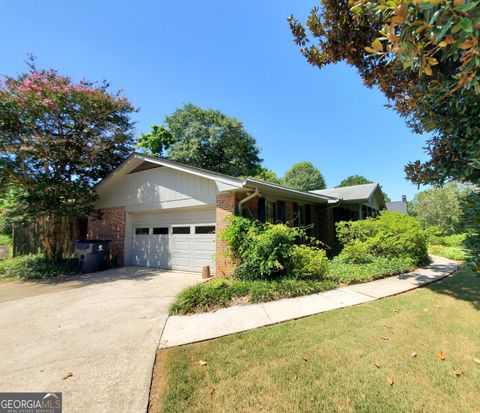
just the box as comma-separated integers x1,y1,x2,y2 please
0,62,136,261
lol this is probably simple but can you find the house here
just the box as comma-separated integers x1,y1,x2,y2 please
89,153,385,276
386,195,408,214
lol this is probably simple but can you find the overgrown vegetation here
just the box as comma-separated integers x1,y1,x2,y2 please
0,234,12,246
427,232,467,261
221,216,328,280
171,212,432,314
0,254,79,280
169,278,336,315
336,211,429,266
327,256,416,285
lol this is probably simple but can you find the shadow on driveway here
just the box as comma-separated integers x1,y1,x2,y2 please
0,266,194,303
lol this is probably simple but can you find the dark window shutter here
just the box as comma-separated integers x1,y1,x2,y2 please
258,198,266,223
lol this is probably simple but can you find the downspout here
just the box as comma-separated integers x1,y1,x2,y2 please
238,188,260,216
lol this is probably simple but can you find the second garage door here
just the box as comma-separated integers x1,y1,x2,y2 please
131,207,216,273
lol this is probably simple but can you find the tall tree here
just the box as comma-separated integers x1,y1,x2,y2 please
288,1,480,185
289,0,480,268
282,161,326,191
255,167,282,184
138,104,262,177
336,175,372,188
409,182,471,235
0,61,136,261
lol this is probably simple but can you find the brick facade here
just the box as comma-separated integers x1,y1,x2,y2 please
88,206,126,265
215,192,240,276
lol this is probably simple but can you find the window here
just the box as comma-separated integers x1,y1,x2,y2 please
293,203,299,227
304,205,312,225
152,227,168,235
267,201,276,223
277,201,286,224
135,227,150,235
195,225,216,234
258,198,266,223
172,226,190,235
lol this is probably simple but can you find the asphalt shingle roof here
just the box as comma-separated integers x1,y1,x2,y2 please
386,201,408,214
310,183,379,201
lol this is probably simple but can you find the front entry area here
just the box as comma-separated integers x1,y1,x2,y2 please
130,207,216,273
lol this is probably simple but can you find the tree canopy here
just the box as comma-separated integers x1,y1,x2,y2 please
138,104,262,177
255,167,282,184
409,182,471,235
336,175,372,188
0,61,136,260
288,1,480,186
282,161,326,191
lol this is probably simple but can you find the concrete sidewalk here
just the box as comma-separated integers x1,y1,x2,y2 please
159,255,458,348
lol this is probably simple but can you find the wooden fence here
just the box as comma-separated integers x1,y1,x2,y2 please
12,219,86,257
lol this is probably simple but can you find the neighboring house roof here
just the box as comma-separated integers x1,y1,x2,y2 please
386,200,408,214
96,152,338,204
311,183,385,209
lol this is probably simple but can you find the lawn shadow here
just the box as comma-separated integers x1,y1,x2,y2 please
424,269,480,310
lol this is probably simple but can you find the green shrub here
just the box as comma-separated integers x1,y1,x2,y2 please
242,223,299,277
336,211,429,265
0,254,79,280
327,256,417,285
232,261,264,281
339,242,374,264
169,278,338,315
222,216,314,280
0,234,12,246
288,245,329,280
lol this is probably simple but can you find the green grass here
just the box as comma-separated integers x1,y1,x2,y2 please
154,269,480,413
429,244,466,260
169,278,337,315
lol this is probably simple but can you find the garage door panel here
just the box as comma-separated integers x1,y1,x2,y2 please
131,207,216,273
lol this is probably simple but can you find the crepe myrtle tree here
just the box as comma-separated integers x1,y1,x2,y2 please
0,61,136,262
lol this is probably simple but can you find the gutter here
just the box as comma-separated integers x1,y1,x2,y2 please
238,188,260,216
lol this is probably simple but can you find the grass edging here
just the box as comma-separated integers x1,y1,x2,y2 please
169,278,337,315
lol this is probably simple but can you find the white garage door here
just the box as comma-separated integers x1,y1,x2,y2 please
131,207,216,273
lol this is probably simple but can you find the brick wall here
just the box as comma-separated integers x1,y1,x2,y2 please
241,196,259,220
88,206,126,265
216,192,238,276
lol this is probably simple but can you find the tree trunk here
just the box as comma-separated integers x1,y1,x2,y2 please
38,214,68,262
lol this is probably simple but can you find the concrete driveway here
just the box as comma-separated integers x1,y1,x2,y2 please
0,267,200,413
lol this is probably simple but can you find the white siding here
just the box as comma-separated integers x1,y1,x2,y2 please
96,166,218,212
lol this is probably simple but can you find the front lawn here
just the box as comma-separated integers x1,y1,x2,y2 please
152,269,480,413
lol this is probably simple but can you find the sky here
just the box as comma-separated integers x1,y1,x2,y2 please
0,0,430,201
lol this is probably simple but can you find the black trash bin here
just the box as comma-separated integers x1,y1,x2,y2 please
75,240,111,273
